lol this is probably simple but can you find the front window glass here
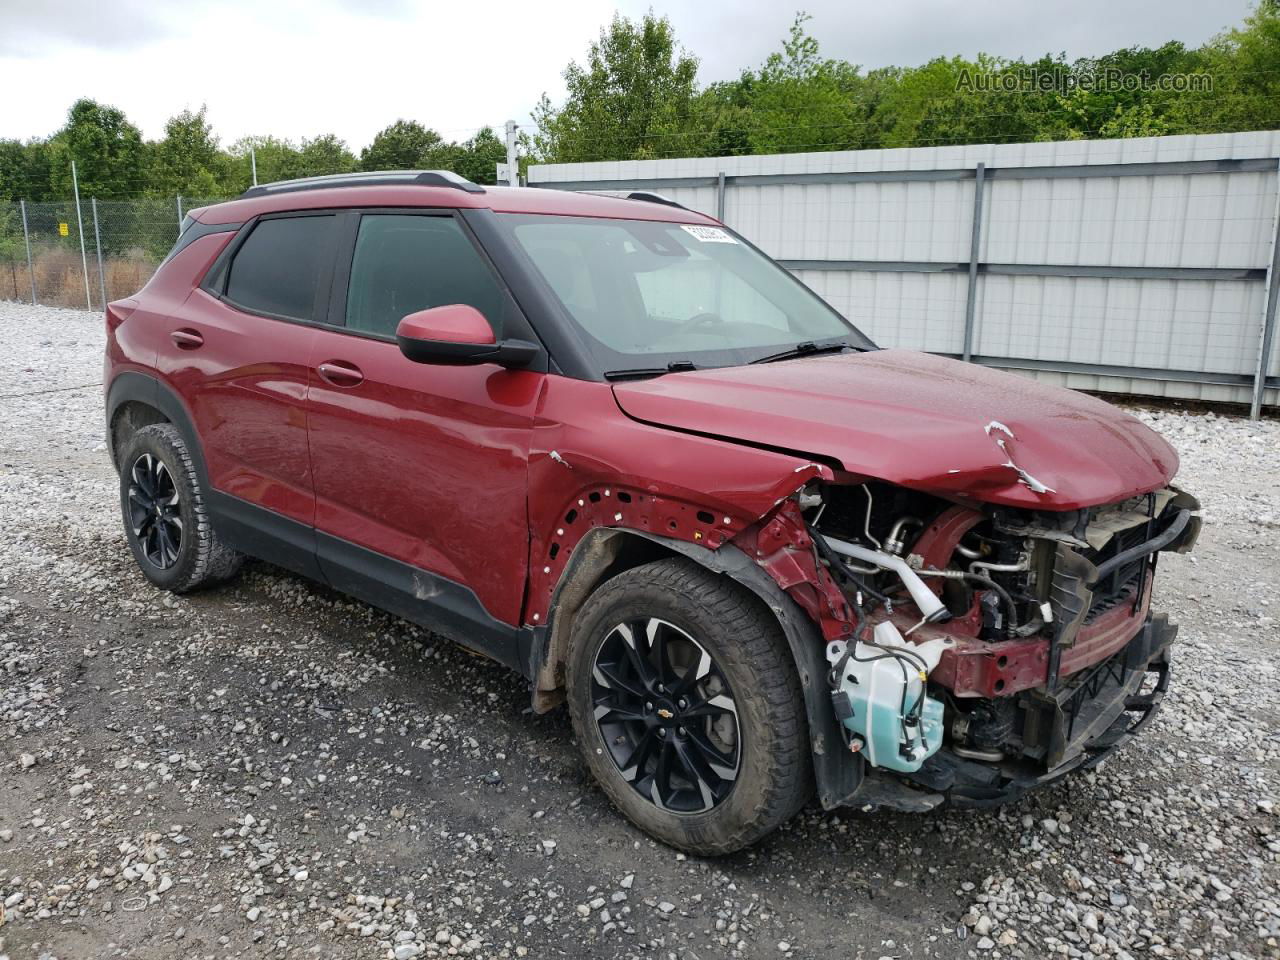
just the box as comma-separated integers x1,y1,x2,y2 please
500,214,872,373
345,214,508,338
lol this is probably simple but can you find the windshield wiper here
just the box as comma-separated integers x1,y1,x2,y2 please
604,360,697,381
750,341,853,365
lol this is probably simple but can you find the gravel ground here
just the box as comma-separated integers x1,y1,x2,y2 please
1,302,1277,960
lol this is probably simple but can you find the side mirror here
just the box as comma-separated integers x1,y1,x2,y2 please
395,304,539,368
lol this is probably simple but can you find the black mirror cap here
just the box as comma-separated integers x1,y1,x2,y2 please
397,336,540,369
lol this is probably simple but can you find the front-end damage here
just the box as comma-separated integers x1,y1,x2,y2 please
528,372,1200,813
736,477,1200,810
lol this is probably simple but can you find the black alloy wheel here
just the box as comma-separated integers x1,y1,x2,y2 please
591,616,741,814
127,452,183,569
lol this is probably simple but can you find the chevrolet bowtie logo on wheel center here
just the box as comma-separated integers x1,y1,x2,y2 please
657,708,674,719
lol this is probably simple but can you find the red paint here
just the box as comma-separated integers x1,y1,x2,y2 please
904,572,1153,697
910,505,985,593
157,286,317,526
613,349,1178,510
307,327,541,626
397,304,496,345
107,181,1182,714
731,500,856,641
523,376,834,625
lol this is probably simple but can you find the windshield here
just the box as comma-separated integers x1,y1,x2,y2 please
498,214,874,374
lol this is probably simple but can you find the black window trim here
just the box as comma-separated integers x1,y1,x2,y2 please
321,207,548,365
202,209,345,330
200,206,549,373
163,217,242,269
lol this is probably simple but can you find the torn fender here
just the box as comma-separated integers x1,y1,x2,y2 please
538,526,866,811
524,376,838,628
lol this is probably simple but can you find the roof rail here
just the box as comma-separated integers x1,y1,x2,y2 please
239,170,485,199
626,191,688,211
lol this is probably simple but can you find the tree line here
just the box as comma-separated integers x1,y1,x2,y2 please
1,2,1278,203
0,107,508,203
534,4,1280,162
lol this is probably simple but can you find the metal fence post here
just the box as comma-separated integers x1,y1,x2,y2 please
20,199,35,305
250,146,258,187
504,121,520,187
962,162,986,363
91,198,107,316
176,195,184,232
716,171,726,222
1251,159,1280,419
71,160,92,312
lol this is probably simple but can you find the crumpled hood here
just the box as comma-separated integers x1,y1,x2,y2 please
611,349,1178,510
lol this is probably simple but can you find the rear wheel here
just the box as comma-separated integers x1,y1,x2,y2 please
118,423,242,593
566,557,812,855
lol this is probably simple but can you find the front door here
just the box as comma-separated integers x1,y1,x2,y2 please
304,211,543,663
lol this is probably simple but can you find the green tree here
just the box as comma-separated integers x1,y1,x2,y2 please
0,139,52,200
359,120,445,170
736,14,868,154
298,134,357,176
450,126,507,184
0,202,27,294
226,135,305,190
46,99,145,199
533,12,701,162
1192,0,1280,133
691,77,757,157
150,106,227,199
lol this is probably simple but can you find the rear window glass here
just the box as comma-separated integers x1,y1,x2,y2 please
226,215,336,320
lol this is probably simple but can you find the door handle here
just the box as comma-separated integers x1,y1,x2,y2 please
170,328,203,349
317,360,364,387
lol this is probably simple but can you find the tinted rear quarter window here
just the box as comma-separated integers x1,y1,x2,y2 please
226,215,336,320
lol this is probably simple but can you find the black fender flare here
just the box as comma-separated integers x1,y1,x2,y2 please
106,371,211,486
541,526,863,810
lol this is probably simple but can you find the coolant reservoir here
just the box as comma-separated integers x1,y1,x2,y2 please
825,622,950,773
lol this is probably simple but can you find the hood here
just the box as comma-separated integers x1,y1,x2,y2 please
611,349,1178,510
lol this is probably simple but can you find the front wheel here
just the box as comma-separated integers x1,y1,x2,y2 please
566,557,812,855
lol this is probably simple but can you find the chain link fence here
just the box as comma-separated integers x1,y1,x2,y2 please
0,196,229,311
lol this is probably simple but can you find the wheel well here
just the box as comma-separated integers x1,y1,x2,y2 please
109,401,170,470
532,530,688,712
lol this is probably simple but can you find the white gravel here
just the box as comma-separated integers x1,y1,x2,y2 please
0,302,1277,960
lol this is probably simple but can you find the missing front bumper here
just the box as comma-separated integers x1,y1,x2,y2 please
843,613,1177,811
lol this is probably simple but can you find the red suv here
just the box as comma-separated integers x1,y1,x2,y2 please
105,170,1200,854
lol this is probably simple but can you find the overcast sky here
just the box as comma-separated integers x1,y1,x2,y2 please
0,0,1257,150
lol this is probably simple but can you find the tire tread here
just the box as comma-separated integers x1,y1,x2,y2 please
567,556,812,855
120,423,243,593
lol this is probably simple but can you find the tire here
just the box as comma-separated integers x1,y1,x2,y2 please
566,557,812,855
118,423,243,593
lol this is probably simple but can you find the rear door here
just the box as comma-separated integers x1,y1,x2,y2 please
163,212,341,576
303,210,543,662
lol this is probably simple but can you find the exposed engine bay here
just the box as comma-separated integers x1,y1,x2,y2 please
796,479,1201,806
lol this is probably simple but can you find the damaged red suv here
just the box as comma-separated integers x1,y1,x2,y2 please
105,170,1200,854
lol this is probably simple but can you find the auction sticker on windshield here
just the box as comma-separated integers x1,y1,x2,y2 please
681,224,738,243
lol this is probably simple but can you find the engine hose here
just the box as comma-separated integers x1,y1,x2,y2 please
916,569,1020,636
806,520,892,606
965,573,1020,634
